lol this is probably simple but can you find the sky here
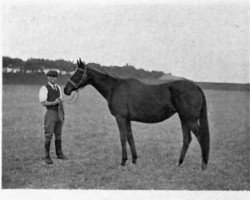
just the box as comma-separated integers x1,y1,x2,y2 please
1,0,249,83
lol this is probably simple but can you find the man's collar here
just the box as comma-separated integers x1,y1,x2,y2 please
48,82,57,88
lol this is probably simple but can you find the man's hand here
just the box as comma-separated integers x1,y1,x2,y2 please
58,97,63,102
54,98,62,105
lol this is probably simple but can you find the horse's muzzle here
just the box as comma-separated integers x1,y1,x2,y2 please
64,87,72,96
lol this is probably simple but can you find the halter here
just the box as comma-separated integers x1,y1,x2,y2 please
68,67,87,91
67,66,87,104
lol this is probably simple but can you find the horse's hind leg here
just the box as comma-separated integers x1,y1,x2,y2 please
126,120,137,164
188,121,208,170
178,120,192,166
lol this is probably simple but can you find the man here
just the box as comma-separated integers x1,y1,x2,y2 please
39,70,68,164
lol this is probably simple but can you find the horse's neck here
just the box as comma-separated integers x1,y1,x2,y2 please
89,69,119,99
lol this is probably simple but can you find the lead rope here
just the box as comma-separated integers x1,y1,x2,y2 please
66,86,85,104
66,90,80,104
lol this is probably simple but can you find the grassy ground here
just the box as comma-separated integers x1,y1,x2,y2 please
2,85,249,190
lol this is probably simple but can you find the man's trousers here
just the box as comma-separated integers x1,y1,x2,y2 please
44,110,63,142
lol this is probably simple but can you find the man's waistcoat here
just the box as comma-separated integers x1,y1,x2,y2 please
46,84,60,111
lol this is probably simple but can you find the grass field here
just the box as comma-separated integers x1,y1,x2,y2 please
2,84,249,190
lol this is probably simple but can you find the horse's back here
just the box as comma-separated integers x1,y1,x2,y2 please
139,74,185,85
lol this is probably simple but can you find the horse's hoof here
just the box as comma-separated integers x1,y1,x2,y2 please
132,159,137,164
121,159,127,166
201,163,207,170
178,161,183,166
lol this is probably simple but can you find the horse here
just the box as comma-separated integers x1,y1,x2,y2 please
64,59,210,169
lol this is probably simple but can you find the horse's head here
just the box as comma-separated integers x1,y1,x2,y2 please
64,59,91,95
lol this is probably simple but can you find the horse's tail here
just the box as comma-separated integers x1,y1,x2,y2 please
198,87,210,167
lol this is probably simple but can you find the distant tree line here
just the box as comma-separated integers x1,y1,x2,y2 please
2,56,164,79
2,56,75,73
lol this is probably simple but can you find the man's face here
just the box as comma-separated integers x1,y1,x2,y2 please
48,76,58,84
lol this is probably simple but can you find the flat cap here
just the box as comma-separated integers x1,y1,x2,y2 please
46,70,58,77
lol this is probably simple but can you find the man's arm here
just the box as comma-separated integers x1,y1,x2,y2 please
41,99,61,107
58,85,63,99
39,85,61,107
58,85,64,106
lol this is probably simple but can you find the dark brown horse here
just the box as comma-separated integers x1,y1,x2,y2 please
64,59,210,169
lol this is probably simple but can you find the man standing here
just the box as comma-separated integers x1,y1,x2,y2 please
39,70,68,164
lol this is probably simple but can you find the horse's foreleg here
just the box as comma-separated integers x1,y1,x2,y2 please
116,115,128,166
178,119,192,166
126,120,137,164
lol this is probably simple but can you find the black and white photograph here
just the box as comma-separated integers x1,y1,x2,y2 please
1,0,249,199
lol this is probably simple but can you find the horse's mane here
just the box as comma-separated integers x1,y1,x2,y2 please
85,63,182,85
86,63,124,79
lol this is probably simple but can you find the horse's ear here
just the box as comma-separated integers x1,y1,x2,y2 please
79,58,82,65
78,58,85,68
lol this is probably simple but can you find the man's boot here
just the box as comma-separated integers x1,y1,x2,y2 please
45,141,53,164
55,139,68,160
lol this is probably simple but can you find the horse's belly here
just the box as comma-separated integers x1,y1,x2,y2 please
129,103,176,123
